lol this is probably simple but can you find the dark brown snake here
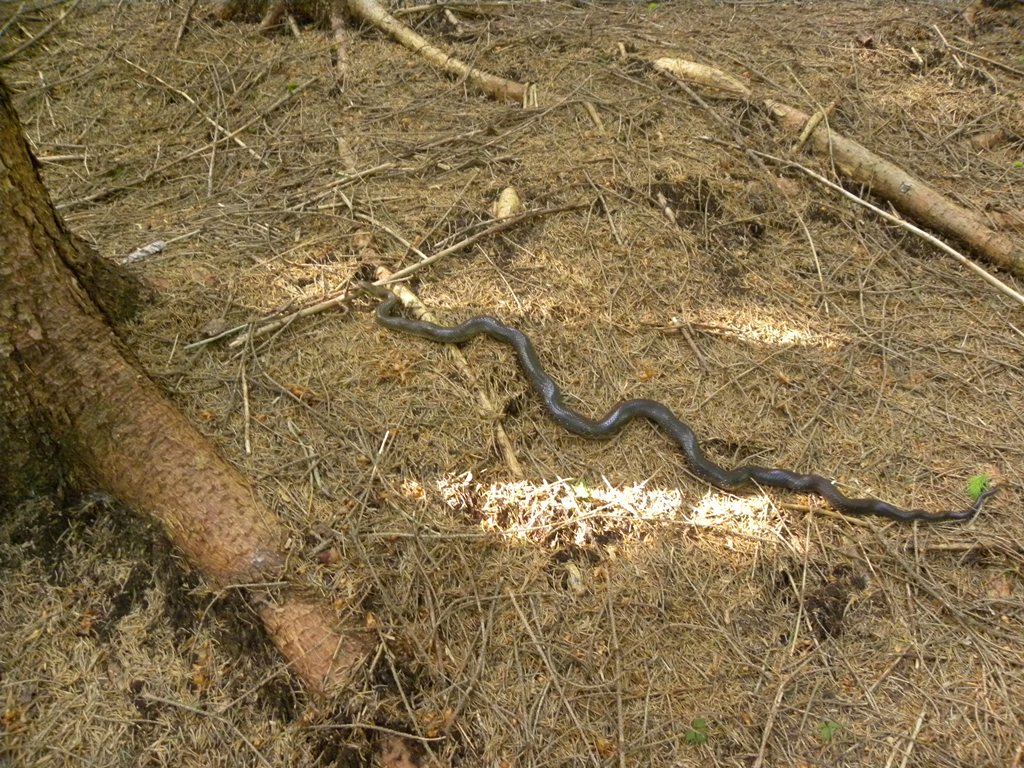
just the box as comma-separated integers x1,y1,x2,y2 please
364,283,996,523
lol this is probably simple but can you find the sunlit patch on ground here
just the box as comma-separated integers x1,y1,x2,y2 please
426,474,785,552
680,304,850,349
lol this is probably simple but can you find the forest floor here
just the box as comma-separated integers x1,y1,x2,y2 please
2,1,1024,766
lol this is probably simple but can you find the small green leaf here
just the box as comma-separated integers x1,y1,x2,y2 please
817,720,841,742
647,1,659,8
1013,160,1023,170
967,474,991,501
684,718,708,745
287,82,299,92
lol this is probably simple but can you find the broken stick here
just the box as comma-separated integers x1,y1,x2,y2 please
345,0,536,106
653,57,1024,279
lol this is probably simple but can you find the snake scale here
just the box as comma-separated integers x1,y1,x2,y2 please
364,284,995,523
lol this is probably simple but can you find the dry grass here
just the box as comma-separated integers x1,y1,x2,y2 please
2,1,1023,766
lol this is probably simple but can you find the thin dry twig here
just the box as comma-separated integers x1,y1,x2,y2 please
138,693,274,768
240,357,252,455
790,100,834,156
752,657,813,768
121,56,260,159
173,0,199,52
374,202,584,286
0,0,80,65
932,25,1024,78
605,576,626,768
889,704,928,768
215,204,579,350
508,591,603,768
217,290,350,350
752,150,1024,309
58,77,317,210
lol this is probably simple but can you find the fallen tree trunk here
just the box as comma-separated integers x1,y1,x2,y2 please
214,0,534,105
653,58,1024,279
0,77,372,695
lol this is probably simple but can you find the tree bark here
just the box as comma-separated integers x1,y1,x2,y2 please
0,77,372,694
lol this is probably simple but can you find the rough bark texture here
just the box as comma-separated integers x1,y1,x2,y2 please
0,77,373,694
258,596,370,691
0,114,287,583
0,366,62,505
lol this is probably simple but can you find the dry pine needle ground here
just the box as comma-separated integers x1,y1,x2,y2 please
1,1,1023,766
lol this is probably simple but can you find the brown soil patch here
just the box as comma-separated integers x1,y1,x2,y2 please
2,1,1023,766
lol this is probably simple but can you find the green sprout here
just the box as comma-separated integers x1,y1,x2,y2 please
967,474,991,501
684,718,708,745
817,720,841,742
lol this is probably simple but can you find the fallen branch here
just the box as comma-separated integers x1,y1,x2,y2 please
216,0,532,104
345,0,535,106
210,201,580,351
751,149,1024,309
653,58,1024,279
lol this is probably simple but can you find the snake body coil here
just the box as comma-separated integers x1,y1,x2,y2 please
369,287,993,523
